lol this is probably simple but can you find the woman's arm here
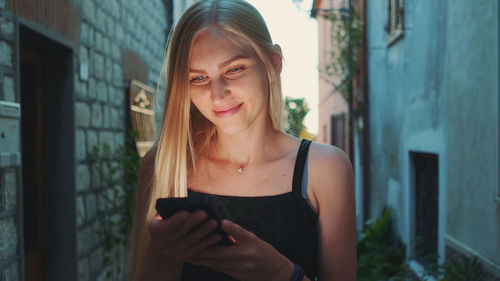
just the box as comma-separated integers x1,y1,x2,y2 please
309,143,357,281
131,147,183,281
131,148,221,281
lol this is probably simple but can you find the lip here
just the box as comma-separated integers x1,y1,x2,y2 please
213,102,243,118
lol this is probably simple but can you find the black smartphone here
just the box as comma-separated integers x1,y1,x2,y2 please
155,194,234,245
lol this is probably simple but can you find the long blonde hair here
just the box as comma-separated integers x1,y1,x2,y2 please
130,0,284,278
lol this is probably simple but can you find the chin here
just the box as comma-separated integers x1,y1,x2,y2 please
216,122,250,136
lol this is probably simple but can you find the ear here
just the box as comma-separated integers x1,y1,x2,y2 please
270,44,283,75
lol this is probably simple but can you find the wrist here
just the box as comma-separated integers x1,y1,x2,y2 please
273,258,295,281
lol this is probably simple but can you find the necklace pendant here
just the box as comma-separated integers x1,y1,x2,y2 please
238,167,243,174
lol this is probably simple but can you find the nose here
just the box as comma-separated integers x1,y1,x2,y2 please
209,77,230,105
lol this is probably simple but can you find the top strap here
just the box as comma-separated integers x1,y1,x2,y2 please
292,139,312,196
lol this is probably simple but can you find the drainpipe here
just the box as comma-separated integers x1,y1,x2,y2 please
361,0,371,222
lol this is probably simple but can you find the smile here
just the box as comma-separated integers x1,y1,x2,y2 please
213,103,244,118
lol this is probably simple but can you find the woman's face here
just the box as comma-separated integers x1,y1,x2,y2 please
188,28,270,135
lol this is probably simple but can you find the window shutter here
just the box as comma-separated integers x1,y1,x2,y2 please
386,0,404,45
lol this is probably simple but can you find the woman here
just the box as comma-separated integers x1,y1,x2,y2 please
130,1,356,280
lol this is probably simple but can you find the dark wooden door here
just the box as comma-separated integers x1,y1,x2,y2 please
21,46,45,281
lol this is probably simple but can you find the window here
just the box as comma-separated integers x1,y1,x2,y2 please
330,114,345,150
386,0,404,45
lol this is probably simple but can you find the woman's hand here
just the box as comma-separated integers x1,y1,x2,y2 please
147,210,222,263
188,220,295,281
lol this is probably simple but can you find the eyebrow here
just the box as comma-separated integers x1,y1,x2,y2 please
189,54,250,73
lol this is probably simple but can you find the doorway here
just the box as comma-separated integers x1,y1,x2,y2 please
410,152,439,265
20,23,76,281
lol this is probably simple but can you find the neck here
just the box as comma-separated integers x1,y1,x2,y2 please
210,125,280,168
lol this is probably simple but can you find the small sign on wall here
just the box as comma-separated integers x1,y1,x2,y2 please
129,80,156,157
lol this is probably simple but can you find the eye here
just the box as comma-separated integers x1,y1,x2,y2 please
190,75,208,84
226,66,244,75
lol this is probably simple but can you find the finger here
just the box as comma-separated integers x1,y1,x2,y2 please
185,233,222,257
194,244,239,260
182,219,218,246
220,220,252,243
172,210,208,241
188,258,245,276
149,211,189,238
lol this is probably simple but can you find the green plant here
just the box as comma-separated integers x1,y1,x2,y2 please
87,130,141,279
285,96,309,137
440,256,485,281
356,207,487,281
321,4,364,102
357,207,416,281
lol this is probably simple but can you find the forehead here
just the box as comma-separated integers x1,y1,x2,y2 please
189,28,252,68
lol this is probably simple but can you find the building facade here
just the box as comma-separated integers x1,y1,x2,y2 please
367,0,499,279
312,0,369,231
312,0,350,154
0,0,173,280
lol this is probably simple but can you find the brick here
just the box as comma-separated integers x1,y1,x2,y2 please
115,24,124,45
105,57,112,83
80,22,89,45
86,192,97,221
110,0,120,19
0,217,17,259
88,78,96,99
76,102,91,128
0,17,14,37
82,0,96,23
76,129,87,161
91,103,103,128
96,9,106,33
96,80,107,102
91,164,101,189
76,164,90,192
3,75,14,102
75,73,88,98
77,258,90,281
5,262,18,281
86,130,98,154
114,132,125,148
90,247,103,275
95,31,103,53
110,108,120,129
76,225,93,256
113,63,123,86
111,43,121,60
93,52,104,79
76,195,86,226
103,36,110,56
4,168,16,211
0,41,12,66
106,17,114,37
99,131,114,152
103,106,110,128
79,46,89,81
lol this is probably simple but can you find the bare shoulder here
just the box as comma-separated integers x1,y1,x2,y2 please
307,142,354,212
308,142,353,182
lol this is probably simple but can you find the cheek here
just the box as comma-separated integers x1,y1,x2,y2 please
190,92,211,118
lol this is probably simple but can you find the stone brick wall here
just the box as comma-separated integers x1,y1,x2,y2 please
0,0,20,280
73,0,169,280
0,0,171,280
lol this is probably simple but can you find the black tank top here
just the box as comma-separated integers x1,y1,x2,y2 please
182,139,318,280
